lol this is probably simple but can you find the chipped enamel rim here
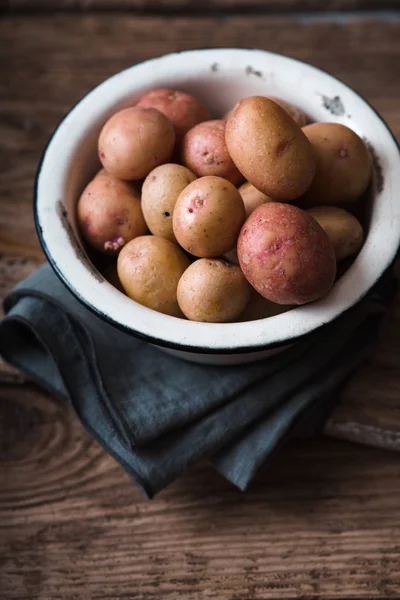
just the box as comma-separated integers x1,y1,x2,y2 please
35,48,400,354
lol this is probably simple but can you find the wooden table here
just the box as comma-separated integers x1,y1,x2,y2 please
2,2,400,598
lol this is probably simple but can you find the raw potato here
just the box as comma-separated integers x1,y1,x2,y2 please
77,171,147,254
117,236,190,317
98,106,175,180
307,206,364,261
142,164,196,243
181,120,244,185
177,259,251,322
224,96,308,128
268,96,308,128
136,88,211,140
103,263,124,292
222,184,272,261
238,289,294,321
239,181,274,218
302,122,372,205
225,96,316,201
173,176,246,257
237,203,336,305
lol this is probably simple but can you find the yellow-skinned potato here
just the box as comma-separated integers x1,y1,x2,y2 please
302,123,372,205
77,170,147,255
177,259,251,322
173,175,246,257
225,96,316,201
307,206,364,261
117,236,190,317
239,181,274,218
142,164,196,243
98,106,175,180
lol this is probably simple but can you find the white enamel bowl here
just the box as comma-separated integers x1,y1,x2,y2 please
35,48,400,365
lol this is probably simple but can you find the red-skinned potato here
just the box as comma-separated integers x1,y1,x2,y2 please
177,258,251,322
117,236,190,317
136,88,211,140
225,96,316,201
142,163,197,243
237,203,336,305
302,122,372,205
181,120,244,185
173,175,246,257
98,106,175,180
77,170,147,255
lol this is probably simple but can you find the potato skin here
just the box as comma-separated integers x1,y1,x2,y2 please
98,106,175,180
239,181,274,218
117,236,190,317
77,171,147,255
237,203,336,305
136,88,211,140
219,180,273,263
307,206,364,261
224,96,308,127
302,123,372,205
225,96,316,201
177,259,251,322
173,175,246,258
142,164,196,243
268,96,308,128
181,120,244,185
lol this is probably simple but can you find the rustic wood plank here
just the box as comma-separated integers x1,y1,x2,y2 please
326,282,400,449
5,0,400,13
2,382,400,599
2,14,400,598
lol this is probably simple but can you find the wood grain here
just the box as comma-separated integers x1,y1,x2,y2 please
4,0,400,13
2,382,400,599
2,13,400,599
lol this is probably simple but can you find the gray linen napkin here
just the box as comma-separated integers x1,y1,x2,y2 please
0,264,394,497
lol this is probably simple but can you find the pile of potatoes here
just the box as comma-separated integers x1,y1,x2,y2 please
77,87,372,323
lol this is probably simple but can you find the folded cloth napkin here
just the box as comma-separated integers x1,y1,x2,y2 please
0,264,395,497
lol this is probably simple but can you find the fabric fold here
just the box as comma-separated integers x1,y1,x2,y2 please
0,264,394,498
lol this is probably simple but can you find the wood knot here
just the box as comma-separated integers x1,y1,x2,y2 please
0,396,42,461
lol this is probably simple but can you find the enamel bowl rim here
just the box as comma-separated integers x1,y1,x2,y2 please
34,47,400,355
